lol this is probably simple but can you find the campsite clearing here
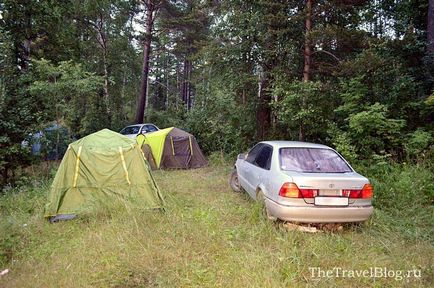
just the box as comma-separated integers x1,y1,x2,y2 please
1,164,433,287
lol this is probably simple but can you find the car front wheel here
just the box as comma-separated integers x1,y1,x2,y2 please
229,169,242,192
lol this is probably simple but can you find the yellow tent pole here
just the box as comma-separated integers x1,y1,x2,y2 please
119,147,131,185
189,136,193,156
170,136,175,155
72,146,82,187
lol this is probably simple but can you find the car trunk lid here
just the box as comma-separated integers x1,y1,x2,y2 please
283,171,369,204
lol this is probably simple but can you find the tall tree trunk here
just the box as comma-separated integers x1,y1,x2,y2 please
102,49,110,113
182,58,192,109
21,7,32,72
21,39,31,71
256,70,271,140
165,50,169,110
181,60,186,106
187,60,192,110
176,64,181,109
135,0,155,124
303,0,313,83
300,0,313,141
121,66,126,101
99,23,109,114
154,50,160,109
429,0,434,53
90,13,110,115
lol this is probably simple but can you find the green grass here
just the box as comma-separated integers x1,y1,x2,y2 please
0,164,433,287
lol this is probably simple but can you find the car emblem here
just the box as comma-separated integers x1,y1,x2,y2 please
329,184,335,188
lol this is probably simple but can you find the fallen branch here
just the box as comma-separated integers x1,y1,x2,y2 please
285,223,322,233
284,222,344,233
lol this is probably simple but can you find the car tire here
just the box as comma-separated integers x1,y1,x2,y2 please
256,190,277,221
229,169,242,192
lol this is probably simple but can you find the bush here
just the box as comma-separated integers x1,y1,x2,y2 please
146,108,187,129
357,161,434,242
184,90,256,156
347,103,405,158
271,80,332,141
328,124,358,162
404,129,433,160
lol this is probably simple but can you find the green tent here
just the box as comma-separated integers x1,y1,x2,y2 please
137,127,208,169
137,128,173,168
44,129,164,220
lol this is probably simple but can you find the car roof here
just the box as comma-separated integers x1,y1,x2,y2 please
124,123,156,128
260,141,332,149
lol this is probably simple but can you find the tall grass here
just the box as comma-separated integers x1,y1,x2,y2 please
0,163,433,287
356,162,434,243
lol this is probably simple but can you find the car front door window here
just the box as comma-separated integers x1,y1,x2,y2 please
246,144,263,164
254,146,272,170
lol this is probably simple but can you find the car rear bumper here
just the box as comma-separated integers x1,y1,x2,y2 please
265,198,373,223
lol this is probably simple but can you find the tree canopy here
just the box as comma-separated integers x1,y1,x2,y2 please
1,0,433,184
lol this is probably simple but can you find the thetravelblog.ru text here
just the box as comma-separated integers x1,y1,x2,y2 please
308,267,421,281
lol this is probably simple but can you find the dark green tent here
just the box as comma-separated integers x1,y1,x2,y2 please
136,127,208,169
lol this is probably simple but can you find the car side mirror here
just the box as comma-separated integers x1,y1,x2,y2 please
238,153,246,160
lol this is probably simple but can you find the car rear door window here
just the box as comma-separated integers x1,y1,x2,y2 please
255,145,272,170
246,144,263,164
147,125,158,132
141,126,149,133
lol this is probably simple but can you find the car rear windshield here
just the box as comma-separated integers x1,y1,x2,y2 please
120,126,140,135
279,148,352,173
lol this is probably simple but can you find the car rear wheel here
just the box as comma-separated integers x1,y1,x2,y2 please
256,190,277,221
229,169,242,192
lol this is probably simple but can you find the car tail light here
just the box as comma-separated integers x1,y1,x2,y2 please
279,183,318,198
361,183,373,198
279,183,300,198
343,184,373,199
343,189,361,198
299,189,318,198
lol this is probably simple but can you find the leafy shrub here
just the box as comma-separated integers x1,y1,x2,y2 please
271,80,332,141
146,108,187,129
328,124,358,162
358,162,434,241
348,103,405,158
28,59,106,138
184,90,256,156
404,129,433,160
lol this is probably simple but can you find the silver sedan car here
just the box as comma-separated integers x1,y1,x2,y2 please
119,123,159,139
229,141,374,223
